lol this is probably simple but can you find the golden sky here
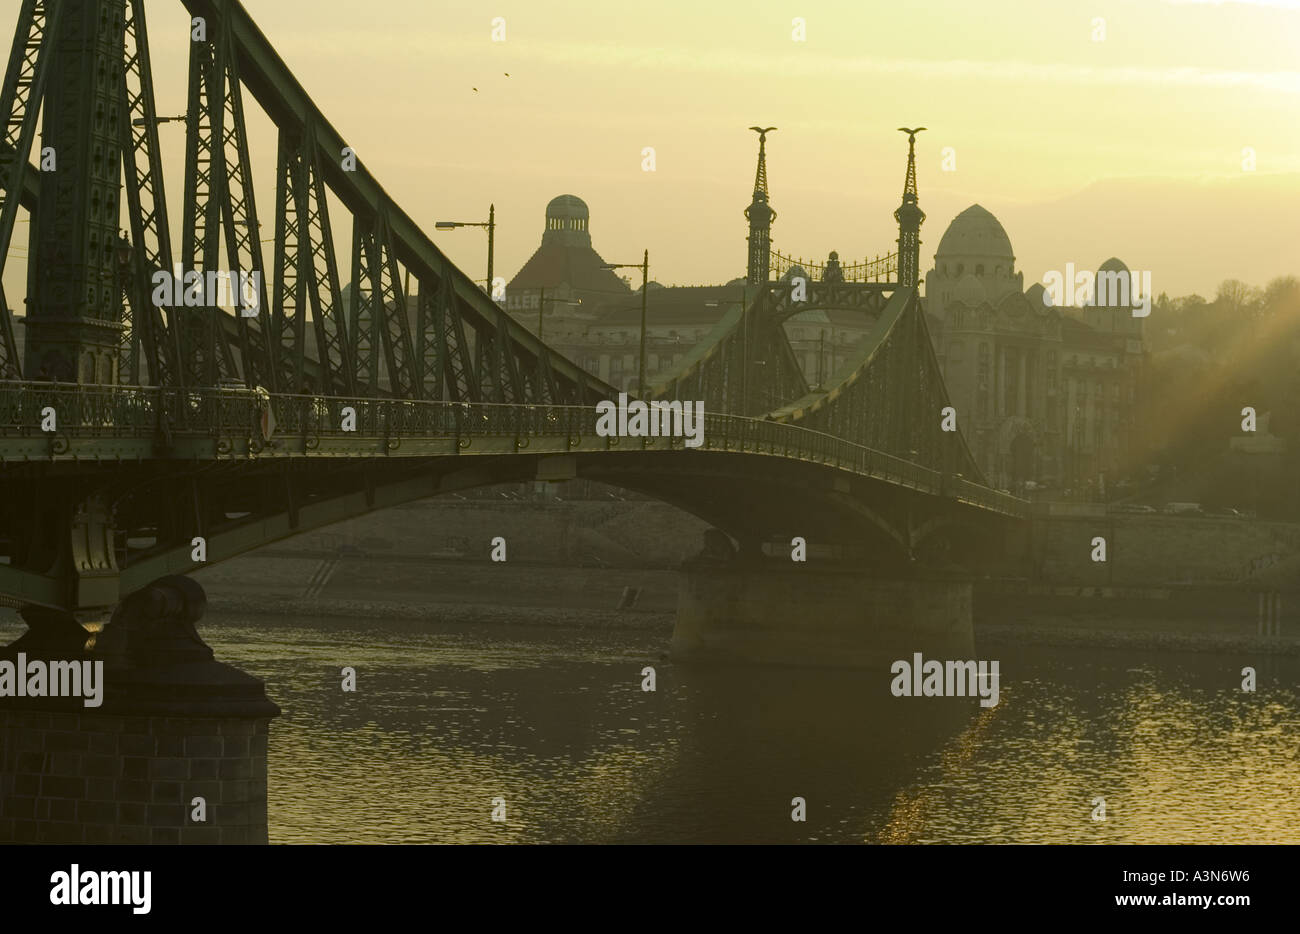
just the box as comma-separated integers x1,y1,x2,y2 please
6,0,1300,302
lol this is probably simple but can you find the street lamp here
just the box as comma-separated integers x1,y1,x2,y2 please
115,230,134,268
435,204,495,297
600,250,649,395
131,114,186,126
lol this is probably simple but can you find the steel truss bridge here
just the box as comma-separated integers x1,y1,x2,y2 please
0,0,1025,618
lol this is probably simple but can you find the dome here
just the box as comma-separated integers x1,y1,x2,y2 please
543,194,592,246
1095,257,1132,308
546,194,589,220
936,205,1014,262
953,273,986,307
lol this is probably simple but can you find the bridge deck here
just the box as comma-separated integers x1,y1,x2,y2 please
0,382,1027,518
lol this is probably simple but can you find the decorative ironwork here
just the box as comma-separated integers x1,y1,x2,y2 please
0,381,1027,519
745,127,777,286
770,249,898,284
894,127,926,289
0,0,62,380
120,0,177,387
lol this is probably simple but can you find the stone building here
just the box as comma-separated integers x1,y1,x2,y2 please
502,194,632,367
579,282,870,393
502,195,873,394
923,204,1145,494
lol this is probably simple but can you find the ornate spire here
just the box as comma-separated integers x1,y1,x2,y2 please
745,127,778,285
751,126,775,199
894,127,927,289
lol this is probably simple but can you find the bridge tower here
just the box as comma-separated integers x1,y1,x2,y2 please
894,127,927,290
24,0,128,384
744,126,777,285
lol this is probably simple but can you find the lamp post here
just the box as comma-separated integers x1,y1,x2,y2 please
131,114,186,126
436,204,496,297
601,250,649,394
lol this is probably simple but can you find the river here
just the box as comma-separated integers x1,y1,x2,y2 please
189,613,1300,844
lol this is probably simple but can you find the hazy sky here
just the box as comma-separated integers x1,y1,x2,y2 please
6,0,1300,303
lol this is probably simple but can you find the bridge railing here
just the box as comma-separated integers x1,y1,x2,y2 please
697,411,941,490
0,381,161,436
0,382,1028,516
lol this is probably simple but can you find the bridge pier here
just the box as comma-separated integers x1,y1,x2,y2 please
672,559,973,669
0,577,279,844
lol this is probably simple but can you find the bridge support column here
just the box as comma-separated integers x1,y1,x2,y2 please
672,561,973,669
0,576,279,844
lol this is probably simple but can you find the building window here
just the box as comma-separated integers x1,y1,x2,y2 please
975,264,985,276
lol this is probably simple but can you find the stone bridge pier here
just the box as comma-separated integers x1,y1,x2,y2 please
0,576,278,844
673,532,973,669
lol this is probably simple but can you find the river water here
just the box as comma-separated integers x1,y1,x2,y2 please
4,612,1294,843
187,614,1299,844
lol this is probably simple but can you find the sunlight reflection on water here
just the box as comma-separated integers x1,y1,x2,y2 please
196,615,1300,844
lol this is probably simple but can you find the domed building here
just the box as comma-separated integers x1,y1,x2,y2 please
502,195,632,364
503,196,769,392
1085,257,1146,339
928,205,1023,306
923,205,1145,494
500,185,875,394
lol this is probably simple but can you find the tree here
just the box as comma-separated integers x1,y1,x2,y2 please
1263,275,1300,315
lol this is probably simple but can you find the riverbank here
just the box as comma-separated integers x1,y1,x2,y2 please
975,622,1300,655
194,553,1300,656
205,591,674,631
